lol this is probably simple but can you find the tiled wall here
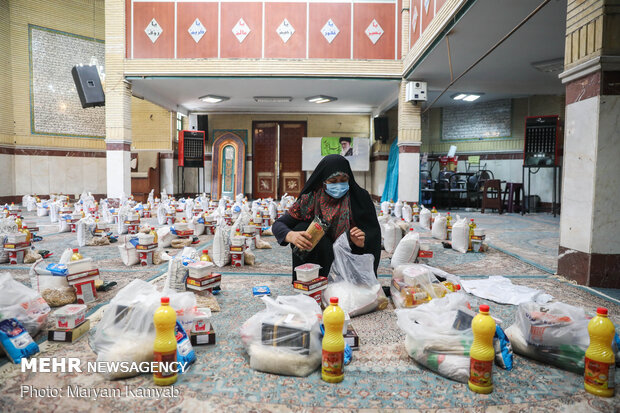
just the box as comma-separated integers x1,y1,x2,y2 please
442,99,511,140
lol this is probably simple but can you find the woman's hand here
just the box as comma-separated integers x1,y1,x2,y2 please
350,227,365,248
285,231,313,250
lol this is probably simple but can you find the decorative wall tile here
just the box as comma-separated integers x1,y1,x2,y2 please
321,19,339,44
365,19,383,44
442,99,512,140
30,26,104,138
188,18,206,43
276,18,295,43
145,18,163,43
232,18,251,43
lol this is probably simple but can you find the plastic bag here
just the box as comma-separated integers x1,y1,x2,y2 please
117,235,139,266
402,203,413,222
504,301,618,374
0,318,39,363
165,247,199,292
0,272,50,336
396,293,512,383
394,200,403,218
390,264,453,309
460,276,553,305
419,205,431,229
157,226,176,248
212,225,230,267
391,230,420,268
432,213,447,240
384,220,402,254
89,280,195,380
380,201,390,215
77,216,96,247
451,216,469,253
322,233,387,317
240,295,322,377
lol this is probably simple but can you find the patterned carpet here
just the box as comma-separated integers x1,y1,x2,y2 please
1,209,619,412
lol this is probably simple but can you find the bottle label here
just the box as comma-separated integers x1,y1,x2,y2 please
154,350,177,378
584,357,615,390
469,358,493,387
322,350,343,378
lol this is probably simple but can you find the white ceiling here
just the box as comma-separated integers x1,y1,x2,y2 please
128,0,567,115
409,0,567,108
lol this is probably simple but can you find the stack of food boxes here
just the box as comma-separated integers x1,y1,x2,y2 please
189,307,216,346
204,214,216,235
242,225,256,249
65,258,99,304
48,304,90,342
137,232,157,265
293,264,327,305
186,261,221,294
4,232,30,264
230,234,246,267
124,212,141,234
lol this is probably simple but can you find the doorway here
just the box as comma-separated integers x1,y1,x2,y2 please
252,121,306,199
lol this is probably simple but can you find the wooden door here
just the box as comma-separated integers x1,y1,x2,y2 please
252,122,278,199
279,122,306,198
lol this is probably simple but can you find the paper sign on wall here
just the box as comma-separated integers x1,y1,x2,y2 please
277,18,295,43
365,19,384,44
145,18,163,43
233,18,251,43
188,18,206,43
412,7,418,33
321,19,339,44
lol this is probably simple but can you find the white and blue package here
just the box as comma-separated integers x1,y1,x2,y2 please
494,325,513,371
175,321,196,371
0,318,39,364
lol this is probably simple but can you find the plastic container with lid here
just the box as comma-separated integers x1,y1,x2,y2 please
66,257,95,274
191,307,212,333
188,261,215,278
294,263,322,282
54,304,87,329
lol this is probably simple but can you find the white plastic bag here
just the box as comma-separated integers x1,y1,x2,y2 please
384,220,402,254
402,203,413,222
431,213,447,240
451,216,469,253
322,233,387,317
240,295,322,377
390,264,453,309
212,225,230,267
77,216,96,247
391,230,420,268
394,200,403,218
157,226,176,248
380,201,390,215
419,205,431,229
460,276,553,305
0,272,50,336
117,236,139,266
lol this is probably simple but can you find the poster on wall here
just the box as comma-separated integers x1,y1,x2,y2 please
302,137,370,171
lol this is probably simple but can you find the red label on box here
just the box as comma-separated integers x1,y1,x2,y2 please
419,250,433,258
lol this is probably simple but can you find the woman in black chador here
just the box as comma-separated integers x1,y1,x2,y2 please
272,155,381,282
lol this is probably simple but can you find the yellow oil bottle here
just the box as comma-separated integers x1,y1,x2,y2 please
153,297,178,386
70,248,83,261
322,297,345,383
200,249,212,262
469,304,496,394
150,227,158,244
468,219,476,251
584,307,615,397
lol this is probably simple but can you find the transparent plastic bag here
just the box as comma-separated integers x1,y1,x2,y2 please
240,295,322,376
0,272,50,336
391,230,419,268
432,213,447,240
390,264,453,309
451,216,469,253
384,220,402,254
322,233,387,317
77,216,96,247
89,280,195,380
419,205,431,229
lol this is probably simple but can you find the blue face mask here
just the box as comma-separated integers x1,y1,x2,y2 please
325,182,349,199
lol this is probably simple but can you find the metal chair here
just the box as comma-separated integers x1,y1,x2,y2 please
481,179,505,214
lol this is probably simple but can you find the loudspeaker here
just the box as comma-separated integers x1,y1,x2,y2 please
197,115,208,141
71,65,105,108
374,117,389,143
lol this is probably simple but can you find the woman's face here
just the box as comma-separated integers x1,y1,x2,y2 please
325,173,349,185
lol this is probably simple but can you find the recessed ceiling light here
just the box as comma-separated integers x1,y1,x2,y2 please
305,95,337,104
463,94,481,102
253,96,293,103
199,94,229,103
452,94,467,100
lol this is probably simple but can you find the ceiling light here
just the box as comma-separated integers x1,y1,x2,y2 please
199,95,229,103
531,58,564,73
305,95,337,104
452,94,467,100
253,96,293,103
463,94,481,102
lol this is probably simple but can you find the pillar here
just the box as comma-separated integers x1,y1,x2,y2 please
104,0,132,199
397,80,422,203
557,0,620,287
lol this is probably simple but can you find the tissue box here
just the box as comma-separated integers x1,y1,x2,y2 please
261,314,312,355
48,319,90,343
65,258,95,275
53,304,86,329
190,324,216,346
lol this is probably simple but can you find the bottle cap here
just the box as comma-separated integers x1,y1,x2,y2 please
161,297,169,304
203,249,208,254
330,297,339,305
456,284,461,290
597,307,608,315
479,304,490,313
72,248,78,253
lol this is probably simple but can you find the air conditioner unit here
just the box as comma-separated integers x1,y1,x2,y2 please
405,81,427,102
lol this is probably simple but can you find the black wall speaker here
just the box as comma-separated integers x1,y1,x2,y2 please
71,65,105,108
197,115,208,141
374,117,389,143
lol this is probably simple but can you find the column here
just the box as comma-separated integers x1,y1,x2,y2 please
557,0,620,287
397,80,422,203
104,0,132,198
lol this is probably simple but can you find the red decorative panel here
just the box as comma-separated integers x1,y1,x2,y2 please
309,3,351,59
126,0,131,58
421,0,435,35
397,0,402,59
353,3,396,60
264,2,307,58
220,2,262,58
133,2,175,58
177,2,218,58
409,0,422,49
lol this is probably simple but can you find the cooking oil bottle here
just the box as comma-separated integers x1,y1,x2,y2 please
150,227,158,244
200,249,212,262
468,219,476,251
469,304,496,394
584,307,615,397
70,248,83,261
322,297,345,383
153,297,178,386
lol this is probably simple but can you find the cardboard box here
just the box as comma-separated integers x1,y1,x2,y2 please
186,278,221,292
66,269,100,283
190,324,216,346
261,314,312,355
74,280,97,304
293,276,328,292
344,324,359,350
54,304,86,329
66,258,96,275
3,241,30,250
253,286,270,296
48,319,91,343
187,273,221,288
